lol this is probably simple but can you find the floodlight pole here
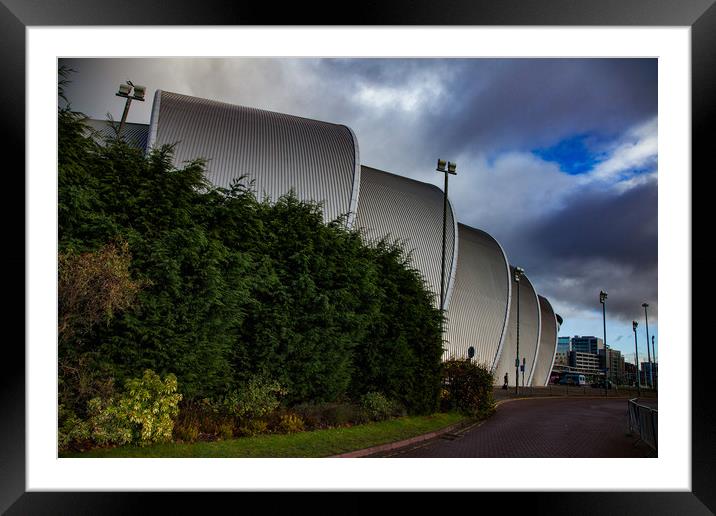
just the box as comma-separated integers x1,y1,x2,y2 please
652,335,657,390
633,320,641,397
514,267,524,396
643,303,652,389
436,159,456,314
600,290,608,397
118,96,133,137
115,80,146,138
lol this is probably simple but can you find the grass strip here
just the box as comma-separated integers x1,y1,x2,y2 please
62,412,467,458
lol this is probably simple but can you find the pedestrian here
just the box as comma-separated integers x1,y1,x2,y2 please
503,372,508,390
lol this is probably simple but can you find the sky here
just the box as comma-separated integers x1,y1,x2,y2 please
59,57,659,365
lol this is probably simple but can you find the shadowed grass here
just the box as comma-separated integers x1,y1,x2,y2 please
62,412,467,458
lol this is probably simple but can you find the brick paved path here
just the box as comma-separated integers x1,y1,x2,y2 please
369,398,654,458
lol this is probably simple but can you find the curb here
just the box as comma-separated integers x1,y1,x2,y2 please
330,417,477,458
332,395,641,458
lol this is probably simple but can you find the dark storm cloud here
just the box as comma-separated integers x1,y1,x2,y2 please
443,59,656,151
526,180,657,267
318,58,657,160
513,180,658,321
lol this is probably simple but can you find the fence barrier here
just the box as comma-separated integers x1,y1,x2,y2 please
627,398,658,451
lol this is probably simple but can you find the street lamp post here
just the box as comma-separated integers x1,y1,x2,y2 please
652,334,657,390
115,80,146,138
514,267,525,396
600,290,608,397
633,320,641,397
643,303,652,389
436,159,457,314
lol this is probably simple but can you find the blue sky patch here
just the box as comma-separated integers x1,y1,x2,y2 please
532,134,607,175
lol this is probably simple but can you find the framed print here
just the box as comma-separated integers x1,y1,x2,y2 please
3,0,713,512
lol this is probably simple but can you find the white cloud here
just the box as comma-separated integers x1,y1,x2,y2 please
583,116,658,184
353,76,444,114
447,151,575,237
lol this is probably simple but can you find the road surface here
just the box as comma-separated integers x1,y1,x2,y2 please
369,397,654,458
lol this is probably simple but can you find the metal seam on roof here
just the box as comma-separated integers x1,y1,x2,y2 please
443,224,512,369
151,90,356,224
533,295,559,387
146,88,161,152
354,166,456,310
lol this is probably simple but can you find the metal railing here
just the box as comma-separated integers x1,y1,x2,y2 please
627,398,658,451
492,385,658,400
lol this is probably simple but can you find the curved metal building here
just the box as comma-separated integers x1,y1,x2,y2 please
532,295,559,386
354,166,458,309
84,119,150,150
493,268,542,386
443,224,511,368
147,90,361,225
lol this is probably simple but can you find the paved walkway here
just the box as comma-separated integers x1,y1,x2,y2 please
368,397,654,458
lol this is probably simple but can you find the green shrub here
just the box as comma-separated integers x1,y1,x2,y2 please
360,392,393,421
237,419,269,437
388,399,408,418
218,422,234,440
222,376,287,420
58,404,91,452
174,398,240,442
278,413,305,434
441,359,495,418
292,402,366,429
174,420,201,443
88,370,182,447
87,396,133,446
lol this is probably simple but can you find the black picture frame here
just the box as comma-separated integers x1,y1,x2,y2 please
2,0,712,512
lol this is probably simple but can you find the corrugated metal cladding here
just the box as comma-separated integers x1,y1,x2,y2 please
532,296,559,387
493,268,542,386
443,224,511,369
354,166,457,310
84,119,150,150
149,90,360,225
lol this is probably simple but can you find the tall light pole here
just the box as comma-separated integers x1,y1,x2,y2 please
600,290,608,397
115,80,146,137
643,303,652,388
436,159,457,314
514,267,524,396
652,334,657,390
632,320,641,397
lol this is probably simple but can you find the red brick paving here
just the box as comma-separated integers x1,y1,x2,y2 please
369,398,655,458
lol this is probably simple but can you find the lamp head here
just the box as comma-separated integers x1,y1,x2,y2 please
436,159,447,172
633,320,638,331
642,302,649,308
599,290,608,303
447,161,457,174
117,83,131,96
132,85,146,100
